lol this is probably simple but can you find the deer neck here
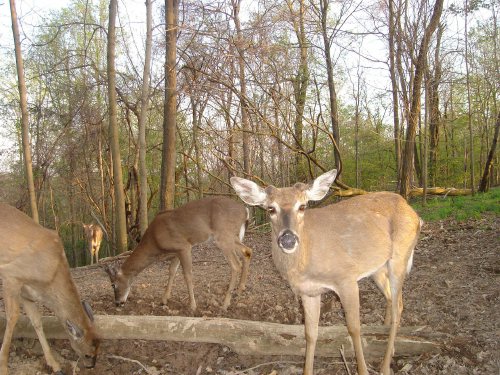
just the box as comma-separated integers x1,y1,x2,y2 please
41,261,91,329
270,226,310,286
120,242,158,279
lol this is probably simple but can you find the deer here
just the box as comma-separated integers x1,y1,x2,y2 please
104,196,252,311
231,169,422,375
83,223,103,265
0,203,99,375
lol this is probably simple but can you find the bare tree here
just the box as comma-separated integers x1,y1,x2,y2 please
388,0,402,184
160,0,179,210
9,0,39,223
231,0,251,177
400,0,444,200
137,0,153,235
107,0,128,252
479,111,500,192
289,0,310,181
313,0,341,173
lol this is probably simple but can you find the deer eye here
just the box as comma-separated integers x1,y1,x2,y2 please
267,207,277,215
298,204,307,212
111,284,116,289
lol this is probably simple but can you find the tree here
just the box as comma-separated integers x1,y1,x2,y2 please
160,0,179,210
313,0,342,174
137,0,153,235
400,0,444,200
107,0,128,253
9,0,39,223
478,112,500,192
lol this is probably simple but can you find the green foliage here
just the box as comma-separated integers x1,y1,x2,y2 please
412,188,500,222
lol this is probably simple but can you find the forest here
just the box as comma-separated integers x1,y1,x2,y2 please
0,0,498,264
0,1,499,374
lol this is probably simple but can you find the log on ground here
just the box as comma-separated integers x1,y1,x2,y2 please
0,314,443,359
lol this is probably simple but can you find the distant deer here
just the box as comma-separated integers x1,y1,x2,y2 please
231,169,422,375
0,203,99,375
83,223,103,265
105,196,252,311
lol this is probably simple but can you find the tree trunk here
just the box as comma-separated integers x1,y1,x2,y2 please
428,24,443,186
319,0,341,174
107,0,128,253
290,0,309,181
400,0,444,200
388,0,402,185
9,0,39,223
478,111,500,192
160,0,179,210
137,0,153,235
232,0,251,177
464,0,475,194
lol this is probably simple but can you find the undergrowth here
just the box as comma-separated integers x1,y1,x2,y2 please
412,187,500,222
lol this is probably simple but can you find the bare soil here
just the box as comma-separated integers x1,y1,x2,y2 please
1,216,499,375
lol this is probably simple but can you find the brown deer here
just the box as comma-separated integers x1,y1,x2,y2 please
0,203,99,375
83,223,103,265
231,170,422,375
104,196,252,311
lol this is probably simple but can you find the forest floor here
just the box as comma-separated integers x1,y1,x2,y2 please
1,215,498,375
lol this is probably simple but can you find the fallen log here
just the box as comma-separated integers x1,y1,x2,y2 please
410,187,472,197
0,314,443,359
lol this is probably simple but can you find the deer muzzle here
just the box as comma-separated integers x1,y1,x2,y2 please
277,229,299,253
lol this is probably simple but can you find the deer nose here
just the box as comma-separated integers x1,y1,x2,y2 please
278,230,299,253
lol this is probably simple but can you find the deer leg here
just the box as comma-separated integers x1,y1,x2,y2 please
236,243,252,293
215,238,244,310
177,249,197,311
22,299,62,373
380,260,407,375
301,294,321,375
0,284,22,375
372,267,393,325
338,284,368,375
162,256,180,306
95,244,100,264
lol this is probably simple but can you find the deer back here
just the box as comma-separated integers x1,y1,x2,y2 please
148,197,248,247
272,192,420,290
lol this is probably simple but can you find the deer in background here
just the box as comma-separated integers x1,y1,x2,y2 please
231,169,422,375
0,203,99,375
83,223,103,265
105,196,252,311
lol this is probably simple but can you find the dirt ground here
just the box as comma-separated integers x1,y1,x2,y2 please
1,215,498,374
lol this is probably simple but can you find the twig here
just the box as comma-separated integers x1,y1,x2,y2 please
340,344,352,375
107,354,155,374
233,360,302,374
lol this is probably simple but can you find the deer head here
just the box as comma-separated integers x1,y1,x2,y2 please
104,262,130,306
230,169,337,253
65,300,99,368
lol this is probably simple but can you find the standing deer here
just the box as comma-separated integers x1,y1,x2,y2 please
83,223,103,265
105,196,252,311
231,169,422,375
0,203,99,375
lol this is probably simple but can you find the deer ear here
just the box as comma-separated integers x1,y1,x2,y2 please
306,169,337,201
104,264,116,279
82,300,94,322
230,177,267,206
66,320,84,340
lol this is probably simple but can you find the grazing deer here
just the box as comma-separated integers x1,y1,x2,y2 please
105,196,252,311
231,169,422,375
83,223,103,265
0,203,99,375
